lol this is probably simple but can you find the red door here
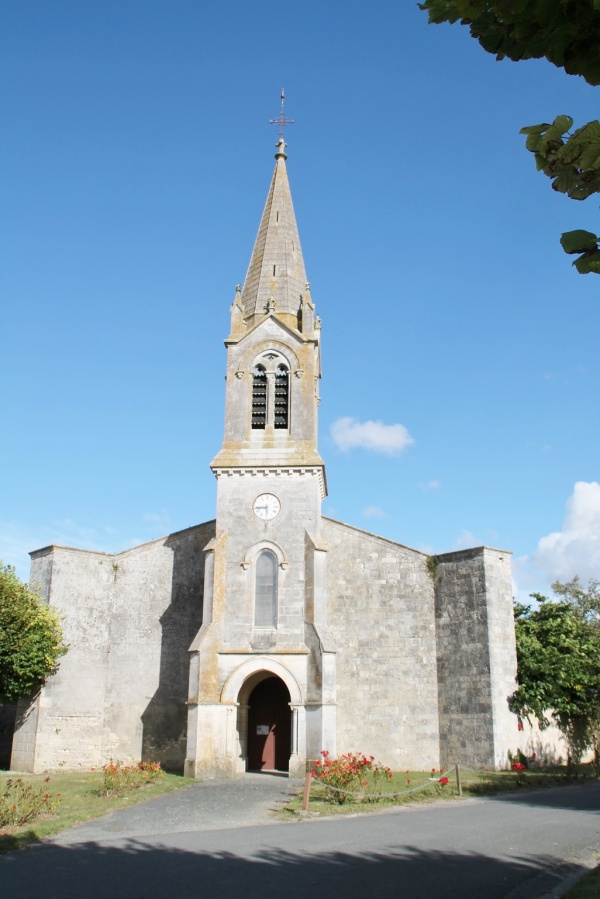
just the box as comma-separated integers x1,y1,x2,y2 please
247,677,291,771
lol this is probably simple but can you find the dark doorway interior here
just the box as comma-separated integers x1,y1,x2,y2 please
247,676,291,772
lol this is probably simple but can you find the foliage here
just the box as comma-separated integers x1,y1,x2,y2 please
426,555,440,580
552,576,600,626
0,563,67,703
311,750,392,804
419,1,600,275
98,760,164,796
520,116,600,273
509,583,600,762
418,1,600,85
0,777,60,827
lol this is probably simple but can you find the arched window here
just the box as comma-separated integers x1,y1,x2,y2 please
251,365,267,429
274,364,289,429
255,550,278,627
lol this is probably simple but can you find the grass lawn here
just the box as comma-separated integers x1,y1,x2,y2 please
563,864,600,898
281,764,600,818
0,769,195,853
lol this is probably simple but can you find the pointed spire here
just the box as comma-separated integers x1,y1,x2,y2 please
240,134,308,327
229,284,244,336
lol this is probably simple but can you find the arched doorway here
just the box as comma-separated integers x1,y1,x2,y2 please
247,676,291,772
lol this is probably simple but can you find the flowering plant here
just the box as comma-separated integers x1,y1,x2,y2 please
511,761,526,772
98,760,164,796
311,751,393,804
0,777,60,827
438,776,449,786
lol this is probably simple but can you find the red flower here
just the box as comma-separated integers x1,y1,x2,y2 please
438,776,449,786
531,753,537,760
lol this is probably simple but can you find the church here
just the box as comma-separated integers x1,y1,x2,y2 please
9,131,519,777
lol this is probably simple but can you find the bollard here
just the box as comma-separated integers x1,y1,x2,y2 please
455,763,462,796
302,769,312,811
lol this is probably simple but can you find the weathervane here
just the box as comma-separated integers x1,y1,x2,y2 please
269,89,295,137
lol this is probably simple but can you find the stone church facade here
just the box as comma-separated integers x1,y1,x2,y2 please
10,136,519,776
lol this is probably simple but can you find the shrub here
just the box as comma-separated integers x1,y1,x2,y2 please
0,563,67,702
99,760,164,796
311,751,393,804
0,778,60,827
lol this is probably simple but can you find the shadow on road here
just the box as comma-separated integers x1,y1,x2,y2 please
0,840,587,899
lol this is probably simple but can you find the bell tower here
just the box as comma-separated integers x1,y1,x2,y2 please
185,127,335,778
211,133,326,475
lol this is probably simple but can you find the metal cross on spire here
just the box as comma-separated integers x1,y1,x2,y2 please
269,89,295,137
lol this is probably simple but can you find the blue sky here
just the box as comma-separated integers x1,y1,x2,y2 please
1,1,598,598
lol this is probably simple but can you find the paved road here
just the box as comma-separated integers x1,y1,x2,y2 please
1,778,599,898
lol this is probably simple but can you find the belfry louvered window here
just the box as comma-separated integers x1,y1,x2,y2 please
274,364,289,429
251,365,267,429
255,550,278,627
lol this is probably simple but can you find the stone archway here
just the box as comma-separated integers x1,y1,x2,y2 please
220,657,304,775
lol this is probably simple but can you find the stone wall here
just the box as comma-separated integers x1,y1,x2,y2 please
516,717,569,765
11,522,214,773
434,547,518,769
323,518,440,770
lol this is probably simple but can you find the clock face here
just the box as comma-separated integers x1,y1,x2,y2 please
253,493,281,521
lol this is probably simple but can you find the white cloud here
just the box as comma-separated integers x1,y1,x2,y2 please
420,479,440,490
331,417,414,456
362,506,385,519
529,481,600,582
513,481,600,601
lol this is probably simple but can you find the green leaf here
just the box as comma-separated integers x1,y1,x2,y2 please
520,123,551,135
549,114,574,137
560,229,600,254
525,132,543,153
578,141,600,172
573,249,600,274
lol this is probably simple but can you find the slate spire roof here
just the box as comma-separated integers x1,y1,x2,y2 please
240,136,308,323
